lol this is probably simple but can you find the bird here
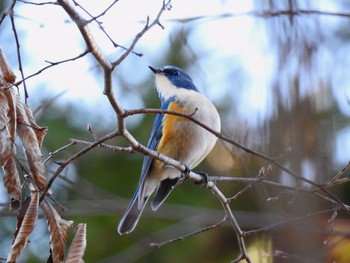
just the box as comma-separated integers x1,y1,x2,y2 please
117,65,221,234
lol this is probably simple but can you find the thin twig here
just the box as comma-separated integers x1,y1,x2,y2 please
209,183,251,263
40,130,120,202
328,160,350,184
111,0,172,67
124,108,349,212
17,0,57,5
44,141,77,164
69,138,134,153
324,206,338,246
243,208,334,236
15,50,89,86
72,0,142,56
228,166,267,202
150,216,226,248
0,0,16,25
165,9,350,24
8,0,29,102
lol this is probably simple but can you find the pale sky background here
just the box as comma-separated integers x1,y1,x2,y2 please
8,0,270,122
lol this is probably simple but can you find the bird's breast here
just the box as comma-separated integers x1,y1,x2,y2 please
156,91,220,170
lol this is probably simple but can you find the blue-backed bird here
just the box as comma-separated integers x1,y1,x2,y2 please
117,65,221,234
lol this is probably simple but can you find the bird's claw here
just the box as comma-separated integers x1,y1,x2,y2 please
182,163,191,178
195,172,208,186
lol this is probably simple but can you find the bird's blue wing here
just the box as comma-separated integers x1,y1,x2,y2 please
138,97,174,191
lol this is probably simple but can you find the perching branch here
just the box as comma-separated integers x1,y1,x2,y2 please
124,107,349,213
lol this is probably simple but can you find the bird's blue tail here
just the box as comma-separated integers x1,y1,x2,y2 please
151,178,179,211
117,187,149,234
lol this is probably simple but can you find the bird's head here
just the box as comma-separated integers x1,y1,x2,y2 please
149,65,199,100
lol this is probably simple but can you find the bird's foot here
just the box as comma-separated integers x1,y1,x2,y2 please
172,164,190,189
195,172,208,187
182,163,191,178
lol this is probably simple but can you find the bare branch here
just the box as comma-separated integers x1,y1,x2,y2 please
150,216,226,248
243,209,334,236
165,9,350,24
15,50,90,86
40,130,120,202
72,0,142,56
8,0,29,102
228,166,267,202
328,160,350,184
209,183,251,263
17,0,57,5
69,138,133,153
124,107,349,212
111,0,172,67
0,0,16,26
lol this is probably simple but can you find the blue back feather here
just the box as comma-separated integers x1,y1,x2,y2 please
138,97,175,190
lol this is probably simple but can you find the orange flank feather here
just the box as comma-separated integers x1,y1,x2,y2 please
156,101,188,155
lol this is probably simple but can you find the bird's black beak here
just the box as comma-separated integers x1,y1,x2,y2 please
149,66,160,74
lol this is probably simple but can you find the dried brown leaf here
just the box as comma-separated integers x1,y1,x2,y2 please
16,98,47,189
0,90,14,164
0,48,16,83
3,88,17,143
7,191,39,263
3,157,21,203
65,223,87,263
0,88,20,202
42,203,73,263
21,101,47,148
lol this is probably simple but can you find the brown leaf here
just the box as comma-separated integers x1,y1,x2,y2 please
65,223,87,263
3,157,21,203
7,191,39,263
21,101,47,148
16,98,47,189
0,90,15,164
42,203,73,263
0,48,16,83
4,88,17,140
0,88,20,202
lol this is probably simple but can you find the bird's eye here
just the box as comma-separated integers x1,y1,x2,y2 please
171,69,180,75
164,68,180,76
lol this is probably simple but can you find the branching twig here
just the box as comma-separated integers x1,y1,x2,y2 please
8,0,29,102
328,160,350,184
40,130,120,202
15,50,89,86
124,108,349,212
228,166,267,202
44,141,77,164
165,9,350,24
72,0,142,56
17,0,57,5
69,138,133,153
208,182,251,263
243,208,334,236
150,216,226,248
111,0,172,67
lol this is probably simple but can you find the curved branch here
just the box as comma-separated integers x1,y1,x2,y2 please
124,108,350,212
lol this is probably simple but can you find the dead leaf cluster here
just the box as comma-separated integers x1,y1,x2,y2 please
0,49,87,262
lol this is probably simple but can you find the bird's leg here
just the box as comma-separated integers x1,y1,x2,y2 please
172,163,190,189
195,172,208,187
181,163,208,186
182,163,191,178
